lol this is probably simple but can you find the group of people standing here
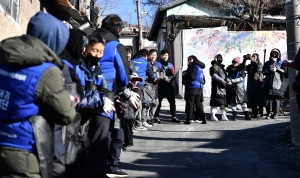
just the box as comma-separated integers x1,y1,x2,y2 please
0,11,184,178
183,48,288,124
0,9,291,178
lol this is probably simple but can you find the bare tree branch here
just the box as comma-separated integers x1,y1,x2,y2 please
93,0,120,16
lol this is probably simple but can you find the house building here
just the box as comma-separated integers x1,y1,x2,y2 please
0,0,95,41
120,25,157,55
0,0,41,41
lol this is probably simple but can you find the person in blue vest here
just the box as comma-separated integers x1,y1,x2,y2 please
0,11,76,178
146,49,160,124
59,28,88,178
85,14,139,178
226,57,250,120
154,49,181,123
183,55,207,124
132,49,157,128
75,32,118,178
262,48,288,119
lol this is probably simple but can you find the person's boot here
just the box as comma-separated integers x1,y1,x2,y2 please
265,112,272,119
210,107,218,121
184,118,191,125
258,107,264,118
221,109,228,121
153,117,162,124
271,112,278,119
172,117,182,123
251,107,257,118
201,114,207,124
244,111,251,120
232,111,237,121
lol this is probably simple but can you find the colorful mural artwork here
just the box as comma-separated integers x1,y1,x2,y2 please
185,27,286,60
182,27,287,97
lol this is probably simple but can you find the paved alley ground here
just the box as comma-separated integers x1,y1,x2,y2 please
120,98,300,178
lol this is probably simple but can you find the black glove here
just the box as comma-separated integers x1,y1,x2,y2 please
114,96,124,114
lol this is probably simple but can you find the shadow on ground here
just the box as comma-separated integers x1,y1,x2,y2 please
121,115,300,178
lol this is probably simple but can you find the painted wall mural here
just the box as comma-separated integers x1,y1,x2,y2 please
182,27,287,97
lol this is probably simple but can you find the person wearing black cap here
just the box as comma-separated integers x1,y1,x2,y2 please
262,48,288,119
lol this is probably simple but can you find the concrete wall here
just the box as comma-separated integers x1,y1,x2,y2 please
0,0,40,41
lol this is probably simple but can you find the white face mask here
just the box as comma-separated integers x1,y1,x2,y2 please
271,57,277,61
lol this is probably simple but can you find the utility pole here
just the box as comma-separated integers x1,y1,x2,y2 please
136,0,143,50
286,0,300,146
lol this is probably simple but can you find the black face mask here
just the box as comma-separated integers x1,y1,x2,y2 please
86,53,100,66
217,60,223,65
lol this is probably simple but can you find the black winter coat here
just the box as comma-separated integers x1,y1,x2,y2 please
262,60,288,98
246,61,264,107
209,60,228,106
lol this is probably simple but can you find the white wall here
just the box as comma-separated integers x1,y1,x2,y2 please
181,27,287,97
119,36,134,47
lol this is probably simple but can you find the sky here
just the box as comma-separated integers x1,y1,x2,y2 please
96,0,154,27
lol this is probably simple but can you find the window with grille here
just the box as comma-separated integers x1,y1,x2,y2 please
0,0,20,22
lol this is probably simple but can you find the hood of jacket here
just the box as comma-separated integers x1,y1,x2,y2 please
211,60,217,65
94,28,119,43
193,60,204,68
0,35,64,67
60,28,86,67
26,11,69,56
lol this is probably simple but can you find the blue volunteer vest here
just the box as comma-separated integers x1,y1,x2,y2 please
132,57,148,86
0,62,56,153
100,41,120,91
76,41,121,120
190,65,204,89
76,63,104,87
62,59,75,70
156,61,173,76
265,60,283,68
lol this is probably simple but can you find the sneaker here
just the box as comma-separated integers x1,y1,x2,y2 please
153,117,162,124
271,113,278,119
211,115,218,121
190,120,195,123
193,120,201,123
147,119,153,125
136,126,148,131
143,122,152,128
265,113,272,120
106,169,128,177
172,117,182,123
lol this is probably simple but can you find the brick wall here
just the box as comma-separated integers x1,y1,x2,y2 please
0,0,40,41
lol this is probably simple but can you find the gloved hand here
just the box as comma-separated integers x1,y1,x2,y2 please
164,76,170,82
283,60,292,67
103,97,115,116
127,81,141,91
114,96,124,113
128,92,140,109
221,80,227,86
226,80,232,85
